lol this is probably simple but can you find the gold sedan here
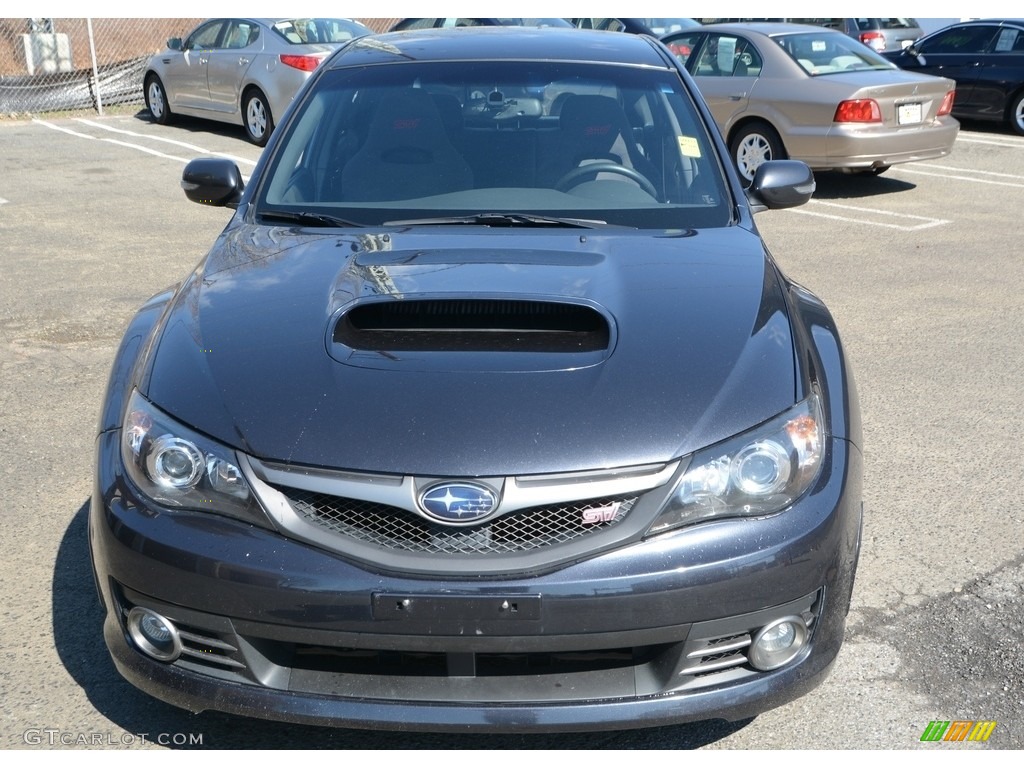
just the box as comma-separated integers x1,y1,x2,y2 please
664,22,959,180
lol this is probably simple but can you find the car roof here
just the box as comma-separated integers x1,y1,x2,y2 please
326,27,671,69
955,17,1024,23
920,18,1024,37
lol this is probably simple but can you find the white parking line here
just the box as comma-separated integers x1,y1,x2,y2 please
894,165,1024,189
790,199,950,231
33,118,254,184
33,118,190,162
73,118,257,167
907,163,1024,180
957,135,1024,149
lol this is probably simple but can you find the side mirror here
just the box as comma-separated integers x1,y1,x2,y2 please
899,44,925,65
167,37,182,51
181,158,244,208
746,160,815,213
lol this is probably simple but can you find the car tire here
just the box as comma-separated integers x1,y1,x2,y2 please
243,88,274,147
729,122,785,183
1008,91,1024,136
144,74,172,125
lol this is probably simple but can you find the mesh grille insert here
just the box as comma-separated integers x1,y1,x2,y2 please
280,488,636,555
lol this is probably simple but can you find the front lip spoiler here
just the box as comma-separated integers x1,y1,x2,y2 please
103,615,836,733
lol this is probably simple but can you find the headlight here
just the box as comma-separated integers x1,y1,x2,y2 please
647,393,825,535
120,390,269,527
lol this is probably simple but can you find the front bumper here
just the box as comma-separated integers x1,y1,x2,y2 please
90,429,862,733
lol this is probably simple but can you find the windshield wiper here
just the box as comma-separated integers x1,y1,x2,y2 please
384,213,619,228
258,210,364,227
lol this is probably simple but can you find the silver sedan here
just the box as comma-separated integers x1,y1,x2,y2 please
143,17,370,145
664,23,959,180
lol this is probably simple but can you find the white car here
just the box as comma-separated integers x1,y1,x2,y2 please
143,17,370,145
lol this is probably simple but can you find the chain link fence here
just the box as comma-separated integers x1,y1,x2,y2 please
0,18,397,117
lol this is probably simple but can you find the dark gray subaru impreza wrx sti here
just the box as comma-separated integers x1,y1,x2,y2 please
91,27,862,733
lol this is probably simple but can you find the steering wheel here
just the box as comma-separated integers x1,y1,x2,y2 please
556,162,658,198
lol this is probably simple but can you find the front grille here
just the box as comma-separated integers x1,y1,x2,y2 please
280,488,636,555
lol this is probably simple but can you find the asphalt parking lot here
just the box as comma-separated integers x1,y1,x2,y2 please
1,109,1022,750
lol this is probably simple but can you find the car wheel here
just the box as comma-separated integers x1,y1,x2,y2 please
729,122,785,183
1008,91,1024,136
243,88,274,147
144,74,172,125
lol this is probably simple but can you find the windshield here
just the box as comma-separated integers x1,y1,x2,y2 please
774,31,896,75
256,60,730,229
271,18,368,44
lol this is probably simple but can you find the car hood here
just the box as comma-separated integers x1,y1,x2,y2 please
144,225,797,476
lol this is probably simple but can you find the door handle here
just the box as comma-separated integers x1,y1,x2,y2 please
238,57,250,66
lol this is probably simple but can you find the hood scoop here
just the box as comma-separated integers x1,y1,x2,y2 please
335,298,610,352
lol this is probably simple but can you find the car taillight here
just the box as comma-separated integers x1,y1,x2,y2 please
834,99,882,123
859,31,886,51
279,53,326,72
668,42,691,57
937,90,955,116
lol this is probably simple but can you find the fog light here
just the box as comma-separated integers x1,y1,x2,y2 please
748,615,807,671
127,607,182,662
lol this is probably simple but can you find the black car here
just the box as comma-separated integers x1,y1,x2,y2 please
885,18,1024,135
91,27,863,733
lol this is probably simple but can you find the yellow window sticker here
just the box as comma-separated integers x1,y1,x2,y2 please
678,135,701,158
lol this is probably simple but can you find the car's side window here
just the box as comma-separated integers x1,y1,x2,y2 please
571,19,626,33
224,21,258,50
594,19,628,33
185,21,226,51
993,27,1022,53
732,38,762,77
392,19,436,31
664,32,703,66
693,35,760,77
920,25,998,54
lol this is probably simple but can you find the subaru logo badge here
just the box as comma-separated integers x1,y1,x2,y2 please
419,483,498,524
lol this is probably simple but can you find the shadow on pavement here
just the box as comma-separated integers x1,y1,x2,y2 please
810,170,916,200
54,500,753,749
131,109,251,146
